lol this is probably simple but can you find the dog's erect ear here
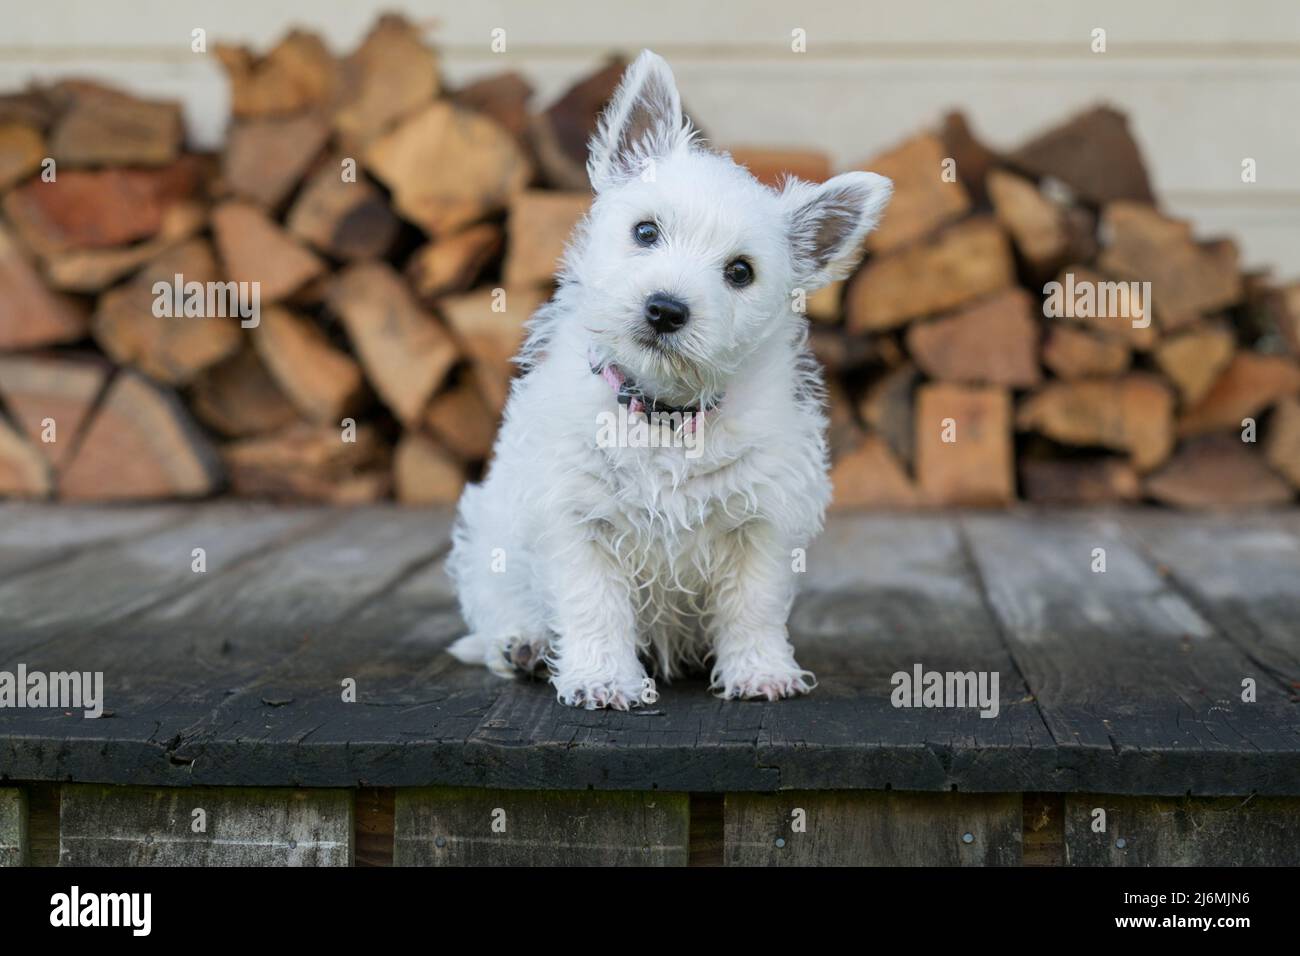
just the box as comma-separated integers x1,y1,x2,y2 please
782,171,893,290
587,50,690,191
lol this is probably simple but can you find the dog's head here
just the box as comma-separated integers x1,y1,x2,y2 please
564,50,891,406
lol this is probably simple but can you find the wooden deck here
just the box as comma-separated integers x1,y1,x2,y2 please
1,502,1296,797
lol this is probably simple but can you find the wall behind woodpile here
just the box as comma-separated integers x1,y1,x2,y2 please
4,0,1299,277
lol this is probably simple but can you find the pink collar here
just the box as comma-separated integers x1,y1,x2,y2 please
588,347,721,432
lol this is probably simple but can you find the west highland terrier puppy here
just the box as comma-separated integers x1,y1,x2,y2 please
447,50,892,709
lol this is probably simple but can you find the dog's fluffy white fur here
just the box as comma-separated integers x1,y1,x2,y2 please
447,51,891,709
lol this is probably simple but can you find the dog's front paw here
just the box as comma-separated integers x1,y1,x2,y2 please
553,673,659,711
712,655,816,701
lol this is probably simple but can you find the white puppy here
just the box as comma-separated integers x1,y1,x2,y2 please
447,51,891,709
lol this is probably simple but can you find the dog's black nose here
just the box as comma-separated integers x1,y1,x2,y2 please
644,293,690,334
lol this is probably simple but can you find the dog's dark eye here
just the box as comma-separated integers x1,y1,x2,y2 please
724,258,754,288
633,221,659,246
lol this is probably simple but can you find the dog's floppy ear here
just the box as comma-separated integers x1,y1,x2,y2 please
782,171,893,290
587,50,690,191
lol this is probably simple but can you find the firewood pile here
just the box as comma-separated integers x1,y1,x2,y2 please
1,14,1298,509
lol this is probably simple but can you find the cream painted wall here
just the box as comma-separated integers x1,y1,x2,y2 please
4,0,1297,277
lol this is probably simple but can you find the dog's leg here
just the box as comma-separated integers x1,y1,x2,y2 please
708,522,815,701
543,528,657,710
447,483,552,678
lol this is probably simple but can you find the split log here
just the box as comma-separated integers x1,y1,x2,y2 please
1042,325,1131,380
215,30,339,119
212,201,325,302
503,190,590,287
862,133,970,253
406,223,503,300
904,288,1040,387
857,362,919,467
3,161,199,255
530,58,625,190
939,111,999,206
1145,434,1293,509
824,377,864,462
808,326,874,375
92,237,242,384
1177,352,1300,437
1153,322,1235,406
0,222,88,349
437,286,549,412
0,90,53,129
222,113,331,209
364,101,531,236
424,371,499,461
1264,397,1300,489
223,423,389,503
334,14,440,148
394,432,466,505
47,81,181,167
914,384,1014,505
1277,283,1300,356
189,346,301,438
987,169,1068,277
453,72,534,150
1048,264,1158,351
253,305,365,423
1020,456,1140,505
1097,203,1242,329
845,217,1015,331
805,280,844,323
1008,106,1155,205
331,262,459,424
728,148,831,187
830,434,919,509
285,159,400,261
0,121,44,190
43,201,205,293
60,371,222,500
0,417,51,498
0,355,108,468
1016,374,1175,472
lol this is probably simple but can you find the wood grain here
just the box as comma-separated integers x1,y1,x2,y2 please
1064,793,1300,865
724,790,1022,866
394,787,689,866
59,784,352,865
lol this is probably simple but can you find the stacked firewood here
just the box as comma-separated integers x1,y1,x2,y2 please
0,15,1297,509
824,109,1300,509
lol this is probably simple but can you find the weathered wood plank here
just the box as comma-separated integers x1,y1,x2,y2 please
0,502,185,578
1126,511,1300,689
0,503,330,652
59,784,352,866
0,787,26,866
1064,793,1300,866
724,790,1022,866
962,513,1300,795
394,787,689,866
3,505,1297,794
1,507,451,785
770,513,1056,791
